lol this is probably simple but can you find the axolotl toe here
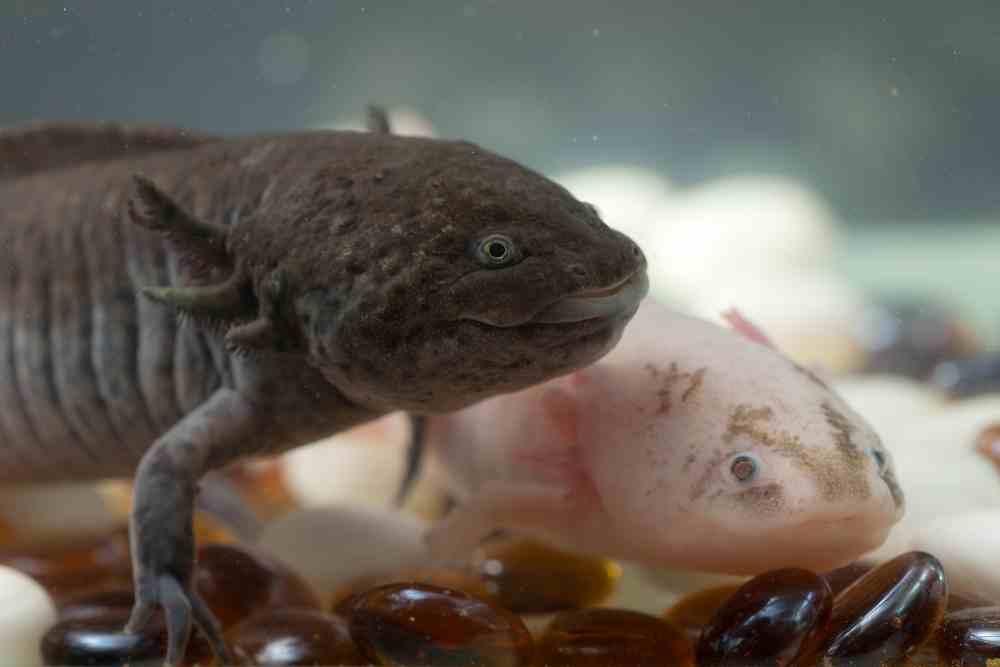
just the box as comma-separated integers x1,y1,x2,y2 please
424,299,904,575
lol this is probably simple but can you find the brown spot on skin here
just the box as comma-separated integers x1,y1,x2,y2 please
724,403,871,502
821,401,865,471
734,483,785,515
681,367,707,403
724,404,775,442
646,362,700,415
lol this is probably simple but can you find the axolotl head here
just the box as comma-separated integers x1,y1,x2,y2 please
228,132,648,413
573,316,904,575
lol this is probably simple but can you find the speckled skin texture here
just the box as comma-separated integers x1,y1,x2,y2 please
0,121,646,664
425,299,904,575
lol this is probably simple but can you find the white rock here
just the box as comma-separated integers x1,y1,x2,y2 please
865,396,1000,562
554,164,673,239
687,269,870,372
910,509,1000,602
650,176,841,301
282,414,411,509
0,565,57,666
0,482,124,546
832,374,947,440
255,505,430,602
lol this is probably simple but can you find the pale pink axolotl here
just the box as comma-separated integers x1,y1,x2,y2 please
423,299,905,574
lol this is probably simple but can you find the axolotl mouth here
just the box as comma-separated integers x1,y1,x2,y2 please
461,269,650,328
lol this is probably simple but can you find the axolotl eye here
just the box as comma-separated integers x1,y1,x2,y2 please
729,454,760,483
869,447,887,472
475,234,518,267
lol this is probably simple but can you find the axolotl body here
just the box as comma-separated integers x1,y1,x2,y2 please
0,116,647,663
424,299,905,574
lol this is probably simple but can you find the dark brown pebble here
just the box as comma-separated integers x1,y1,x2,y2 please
0,528,132,603
662,583,742,642
936,606,1000,667
331,566,497,614
194,542,322,629
821,560,876,598
804,551,948,667
346,582,533,667
40,607,213,666
227,608,368,666
696,568,831,667
535,607,694,667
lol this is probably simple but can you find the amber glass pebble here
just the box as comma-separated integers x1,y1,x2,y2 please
227,608,367,666
474,538,620,614
346,582,533,667
936,606,1000,667
803,550,947,667
535,607,694,667
195,543,322,630
40,607,213,666
662,584,742,642
57,587,135,621
0,515,14,546
331,566,496,613
0,527,132,602
822,561,875,598
696,568,831,667
220,460,300,521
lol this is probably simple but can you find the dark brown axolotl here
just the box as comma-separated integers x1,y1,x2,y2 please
0,112,648,664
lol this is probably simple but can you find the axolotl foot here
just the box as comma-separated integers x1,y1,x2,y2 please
125,574,232,667
424,481,575,561
125,446,235,666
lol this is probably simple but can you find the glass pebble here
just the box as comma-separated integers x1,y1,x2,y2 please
857,298,980,380
57,587,134,622
474,538,620,613
0,527,131,602
40,607,213,666
806,550,947,667
195,543,322,629
535,607,693,667
331,566,496,613
936,606,1000,667
930,354,1000,399
696,568,831,667
346,582,533,667
662,584,742,641
822,561,875,597
221,460,300,521
227,608,367,666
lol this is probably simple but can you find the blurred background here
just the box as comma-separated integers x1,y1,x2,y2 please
2,0,998,356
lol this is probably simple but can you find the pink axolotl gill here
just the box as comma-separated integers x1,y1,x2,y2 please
423,299,904,574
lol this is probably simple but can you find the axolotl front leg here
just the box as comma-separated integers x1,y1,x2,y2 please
124,177,378,665
126,389,259,664
424,385,599,559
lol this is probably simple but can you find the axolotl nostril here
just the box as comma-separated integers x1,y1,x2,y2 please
423,299,904,575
